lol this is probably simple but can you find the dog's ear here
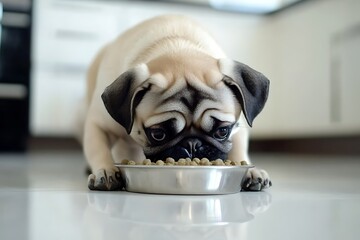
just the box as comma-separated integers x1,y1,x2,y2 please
101,64,151,134
219,59,270,127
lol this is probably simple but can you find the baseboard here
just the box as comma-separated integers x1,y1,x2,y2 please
27,137,82,151
27,136,360,155
250,136,360,155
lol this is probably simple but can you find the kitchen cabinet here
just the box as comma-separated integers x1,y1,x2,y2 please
0,1,31,150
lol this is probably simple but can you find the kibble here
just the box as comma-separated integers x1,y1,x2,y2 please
200,158,212,166
165,157,175,164
211,159,225,166
240,160,248,166
156,160,165,165
120,158,243,166
121,159,129,165
128,160,136,165
193,158,200,164
224,160,232,166
189,161,198,166
177,158,186,166
143,159,152,165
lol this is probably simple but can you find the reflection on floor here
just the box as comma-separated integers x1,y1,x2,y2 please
0,150,359,240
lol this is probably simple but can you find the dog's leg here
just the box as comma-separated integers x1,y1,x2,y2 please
228,126,250,163
229,127,272,191
84,119,123,191
111,137,145,164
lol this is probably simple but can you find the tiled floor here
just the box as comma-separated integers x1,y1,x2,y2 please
0,150,359,240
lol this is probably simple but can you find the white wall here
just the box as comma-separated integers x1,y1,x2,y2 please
30,0,360,138
242,0,360,138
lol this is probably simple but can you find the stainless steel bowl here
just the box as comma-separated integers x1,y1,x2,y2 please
115,164,253,195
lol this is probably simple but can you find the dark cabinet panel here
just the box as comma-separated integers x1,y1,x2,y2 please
0,3,31,151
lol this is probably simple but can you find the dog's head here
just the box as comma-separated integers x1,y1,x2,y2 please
101,53,269,161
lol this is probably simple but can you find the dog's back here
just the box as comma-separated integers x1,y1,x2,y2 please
87,15,225,97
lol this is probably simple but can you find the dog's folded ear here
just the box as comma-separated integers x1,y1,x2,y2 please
101,64,151,134
219,59,270,127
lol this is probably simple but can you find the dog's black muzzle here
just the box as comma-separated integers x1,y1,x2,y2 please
145,137,228,161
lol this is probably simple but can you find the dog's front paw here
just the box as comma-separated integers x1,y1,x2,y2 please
87,167,124,191
242,167,272,191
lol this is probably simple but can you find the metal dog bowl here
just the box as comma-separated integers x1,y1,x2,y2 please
115,164,253,195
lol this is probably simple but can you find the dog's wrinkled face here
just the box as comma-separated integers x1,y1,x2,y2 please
102,54,269,161
133,59,239,161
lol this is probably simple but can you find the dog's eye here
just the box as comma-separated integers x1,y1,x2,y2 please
213,127,230,141
150,128,166,141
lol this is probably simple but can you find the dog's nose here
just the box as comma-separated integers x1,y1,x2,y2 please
181,138,202,158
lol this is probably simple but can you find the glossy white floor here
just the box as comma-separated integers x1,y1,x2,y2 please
0,150,359,240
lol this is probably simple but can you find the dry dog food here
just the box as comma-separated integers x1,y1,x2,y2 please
120,158,248,166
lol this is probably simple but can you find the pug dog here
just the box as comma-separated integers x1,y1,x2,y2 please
83,15,271,191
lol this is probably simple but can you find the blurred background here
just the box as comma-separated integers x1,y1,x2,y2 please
0,0,359,154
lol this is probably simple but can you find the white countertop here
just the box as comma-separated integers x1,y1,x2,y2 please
1,151,359,240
